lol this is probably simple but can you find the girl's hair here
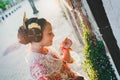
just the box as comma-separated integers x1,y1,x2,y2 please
18,18,48,44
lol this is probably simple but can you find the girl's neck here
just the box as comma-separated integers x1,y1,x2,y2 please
30,44,48,55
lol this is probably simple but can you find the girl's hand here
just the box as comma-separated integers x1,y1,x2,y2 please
60,38,74,63
60,38,72,48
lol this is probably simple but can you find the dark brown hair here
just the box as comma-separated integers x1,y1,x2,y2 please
18,18,47,44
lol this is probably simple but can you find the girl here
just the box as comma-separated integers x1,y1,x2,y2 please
17,15,84,80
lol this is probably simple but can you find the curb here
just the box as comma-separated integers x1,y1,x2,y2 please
0,5,21,22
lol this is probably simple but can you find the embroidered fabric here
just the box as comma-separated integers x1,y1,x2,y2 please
25,48,76,80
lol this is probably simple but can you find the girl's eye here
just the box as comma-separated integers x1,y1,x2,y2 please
49,32,54,36
49,33,52,35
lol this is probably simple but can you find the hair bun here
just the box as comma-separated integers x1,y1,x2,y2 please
18,26,30,44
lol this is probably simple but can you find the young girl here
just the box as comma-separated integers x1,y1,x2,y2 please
17,15,84,80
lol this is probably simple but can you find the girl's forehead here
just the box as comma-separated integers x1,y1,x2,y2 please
44,23,52,31
46,22,51,26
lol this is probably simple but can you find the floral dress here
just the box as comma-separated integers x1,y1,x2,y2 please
25,48,76,80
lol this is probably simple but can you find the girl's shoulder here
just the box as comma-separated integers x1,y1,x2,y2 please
25,51,45,64
25,47,61,64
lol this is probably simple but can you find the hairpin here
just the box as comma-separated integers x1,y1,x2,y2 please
23,12,28,29
28,23,41,30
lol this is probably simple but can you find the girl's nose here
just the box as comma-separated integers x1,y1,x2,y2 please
52,33,55,37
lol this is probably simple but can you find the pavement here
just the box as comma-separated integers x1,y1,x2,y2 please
0,0,88,80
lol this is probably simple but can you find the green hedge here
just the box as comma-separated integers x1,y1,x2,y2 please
0,0,22,10
82,28,117,80
0,1,6,10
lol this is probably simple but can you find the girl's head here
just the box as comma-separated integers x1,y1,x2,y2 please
18,17,54,46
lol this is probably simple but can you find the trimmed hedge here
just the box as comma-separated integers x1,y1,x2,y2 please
82,28,117,80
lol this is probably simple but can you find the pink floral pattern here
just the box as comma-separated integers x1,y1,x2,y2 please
25,49,76,80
